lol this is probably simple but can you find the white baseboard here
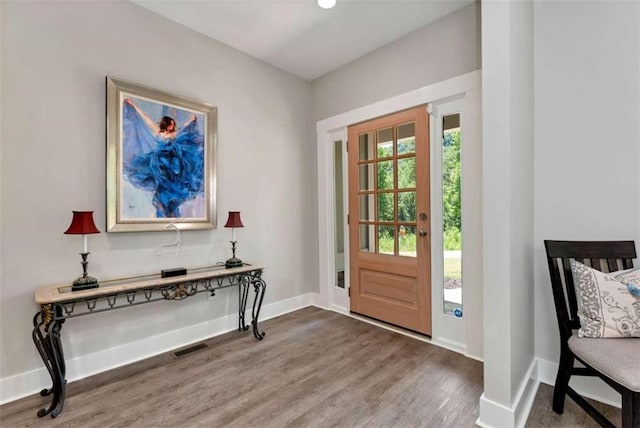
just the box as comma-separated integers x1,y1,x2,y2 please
477,394,516,428
536,357,621,408
477,358,539,428
0,293,316,405
309,292,322,308
431,336,467,357
465,352,484,363
328,303,348,314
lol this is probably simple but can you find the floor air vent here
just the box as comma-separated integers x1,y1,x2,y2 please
172,343,208,358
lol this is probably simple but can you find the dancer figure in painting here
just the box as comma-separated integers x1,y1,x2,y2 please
122,98,204,218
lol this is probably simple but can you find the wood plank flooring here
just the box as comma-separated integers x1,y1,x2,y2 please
0,307,622,427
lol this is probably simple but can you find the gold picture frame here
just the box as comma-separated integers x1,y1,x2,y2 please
106,77,217,232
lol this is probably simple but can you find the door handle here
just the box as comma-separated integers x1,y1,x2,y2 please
419,229,428,237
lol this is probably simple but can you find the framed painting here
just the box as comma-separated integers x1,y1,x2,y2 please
106,77,217,232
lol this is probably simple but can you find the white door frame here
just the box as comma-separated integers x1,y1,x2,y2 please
430,97,466,352
429,95,483,357
316,70,483,359
330,130,348,313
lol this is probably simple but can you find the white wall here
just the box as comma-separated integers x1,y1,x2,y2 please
478,1,536,426
311,2,481,121
534,0,640,381
0,0,317,394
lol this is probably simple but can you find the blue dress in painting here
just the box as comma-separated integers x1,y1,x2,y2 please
122,102,204,218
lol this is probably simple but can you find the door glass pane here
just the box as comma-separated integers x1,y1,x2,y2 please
357,118,420,259
397,122,415,155
377,160,394,190
333,140,345,288
397,157,416,189
377,192,394,222
359,132,375,161
359,164,374,191
359,224,375,253
398,225,416,257
378,225,395,255
442,113,462,317
359,194,375,221
377,127,393,158
398,191,416,222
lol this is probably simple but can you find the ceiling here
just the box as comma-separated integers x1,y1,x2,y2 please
132,0,474,81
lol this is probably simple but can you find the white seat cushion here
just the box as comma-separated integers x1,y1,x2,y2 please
569,336,640,392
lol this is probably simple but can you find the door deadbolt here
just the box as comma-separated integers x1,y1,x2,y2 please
419,213,427,221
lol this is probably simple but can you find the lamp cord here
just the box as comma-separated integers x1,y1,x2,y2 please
154,222,182,258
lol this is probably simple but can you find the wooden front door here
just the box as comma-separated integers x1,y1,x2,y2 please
348,106,431,335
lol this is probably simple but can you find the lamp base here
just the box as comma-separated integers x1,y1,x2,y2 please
72,276,99,291
225,257,243,269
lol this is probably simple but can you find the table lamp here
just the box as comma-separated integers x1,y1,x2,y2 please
224,211,244,268
64,211,101,291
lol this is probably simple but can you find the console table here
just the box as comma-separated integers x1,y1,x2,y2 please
32,264,266,419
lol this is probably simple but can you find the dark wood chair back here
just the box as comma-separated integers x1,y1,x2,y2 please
544,240,636,342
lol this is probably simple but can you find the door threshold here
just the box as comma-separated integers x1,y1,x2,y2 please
349,311,432,342
347,311,471,357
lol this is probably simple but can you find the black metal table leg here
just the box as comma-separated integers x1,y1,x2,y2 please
32,312,54,398
238,276,250,332
250,278,266,340
32,305,66,418
48,318,66,418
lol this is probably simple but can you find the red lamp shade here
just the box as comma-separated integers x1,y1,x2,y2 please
64,211,100,235
224,211,244,228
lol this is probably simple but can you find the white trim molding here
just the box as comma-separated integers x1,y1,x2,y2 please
1,293,319,405
477,359,539,428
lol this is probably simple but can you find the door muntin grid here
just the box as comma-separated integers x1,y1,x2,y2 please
357,122,416,257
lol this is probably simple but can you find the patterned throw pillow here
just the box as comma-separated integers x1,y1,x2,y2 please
570,260,640,338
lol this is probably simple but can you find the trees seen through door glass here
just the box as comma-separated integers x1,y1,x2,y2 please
442,113,462,317
357,121,417,257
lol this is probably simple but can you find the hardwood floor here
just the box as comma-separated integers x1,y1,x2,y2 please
0,307,621,427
